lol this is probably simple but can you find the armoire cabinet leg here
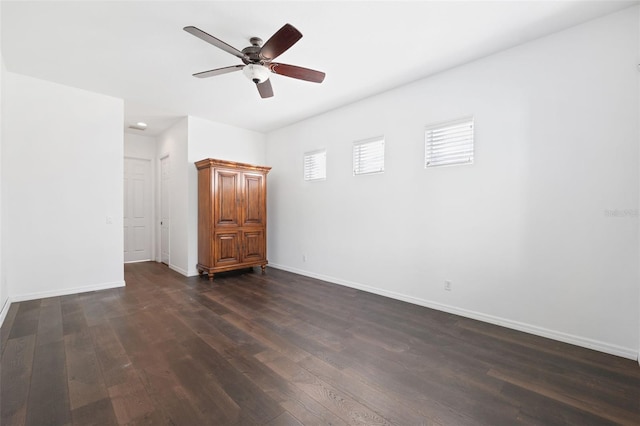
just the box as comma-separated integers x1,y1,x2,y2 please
261,265,266,275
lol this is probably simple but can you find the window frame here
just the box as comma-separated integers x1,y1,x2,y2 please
303,148,327,182
424,116,474,168
353,136,385,176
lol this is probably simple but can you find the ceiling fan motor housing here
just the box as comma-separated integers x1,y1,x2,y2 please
241,43,263,65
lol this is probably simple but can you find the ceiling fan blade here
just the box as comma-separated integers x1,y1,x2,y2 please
184,26,248,61
260,23,302,61
256,79,274,98
269,63,325,83
193,65,244,79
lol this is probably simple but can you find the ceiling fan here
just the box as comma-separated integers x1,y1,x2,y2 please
184,23,325,99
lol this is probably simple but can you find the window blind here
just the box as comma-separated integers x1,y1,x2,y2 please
303,149,326,181
425,117,474,168
353,137,385,175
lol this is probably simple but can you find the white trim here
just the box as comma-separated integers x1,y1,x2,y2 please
124,259,153,264
10,280,125,303
424,116,474,168
353,136,385,176
0,297,11,328
303,148,327,182
159,154,171,266
269,263,638,361
168,264,199,278
169,263,189,277
124,155,153,161
163,258,199,277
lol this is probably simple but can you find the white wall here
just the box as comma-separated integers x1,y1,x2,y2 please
0,2,7,322
267,7,640,359
186,116,266,275
187,116,266,166
124,132,156,159
3,72,125,300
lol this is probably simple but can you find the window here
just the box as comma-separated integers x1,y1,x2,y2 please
303,149,326,181
425,117,474,168
353,137,385,175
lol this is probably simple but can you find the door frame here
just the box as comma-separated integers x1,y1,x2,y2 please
159,154,171,265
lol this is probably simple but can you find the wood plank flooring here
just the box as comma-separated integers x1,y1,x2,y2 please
1,261,639,425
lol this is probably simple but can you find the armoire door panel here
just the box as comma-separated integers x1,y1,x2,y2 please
242,173,264,226
214,232,240,265
242,230,266,262
214,170,241,226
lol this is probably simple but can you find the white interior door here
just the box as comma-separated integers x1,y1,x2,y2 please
160,155,170,265
124,158,152,263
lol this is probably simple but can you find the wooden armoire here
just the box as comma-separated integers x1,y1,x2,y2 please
195,158,271,280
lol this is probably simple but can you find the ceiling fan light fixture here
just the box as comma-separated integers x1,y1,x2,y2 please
243,64,270,84
128,122,148,131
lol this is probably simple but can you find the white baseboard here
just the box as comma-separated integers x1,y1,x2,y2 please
10,280,126,303
269,263,638,361
168,264,189,277
0,297,11,328
0,281,126,328
167,263,200,277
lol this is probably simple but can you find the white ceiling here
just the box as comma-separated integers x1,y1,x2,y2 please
2,1,638,135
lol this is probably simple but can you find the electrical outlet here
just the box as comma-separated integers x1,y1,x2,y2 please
444,280,452,291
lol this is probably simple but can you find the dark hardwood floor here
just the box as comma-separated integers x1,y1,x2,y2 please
1,262,639,425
